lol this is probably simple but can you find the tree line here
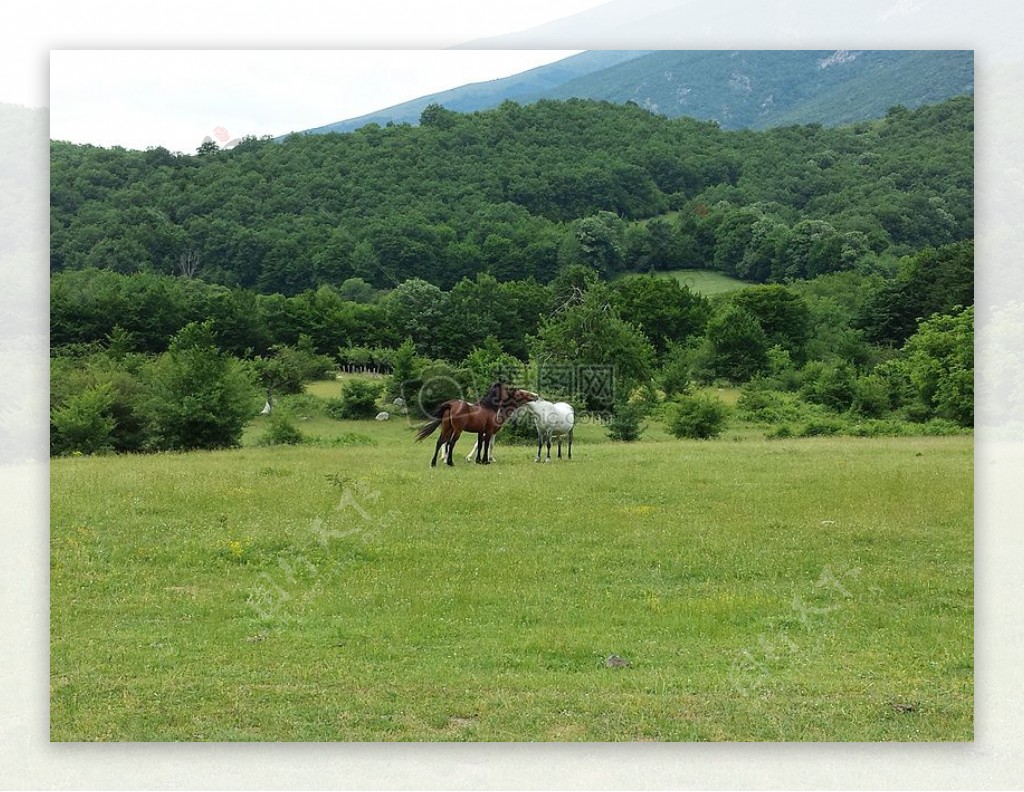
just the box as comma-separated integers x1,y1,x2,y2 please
50,238,972,454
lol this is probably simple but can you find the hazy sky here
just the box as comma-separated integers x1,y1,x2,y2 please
31,1,605,154
49,49,582,153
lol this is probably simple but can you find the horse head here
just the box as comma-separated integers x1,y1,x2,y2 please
509,388,539,407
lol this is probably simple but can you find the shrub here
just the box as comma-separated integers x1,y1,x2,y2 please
335,378,383,420
851,374,891,418
737,382,818,424
257,414,305,446
273,393,324,419
51,384,116,455
800,360,857,412
255,336,336,396
50,352,149,453
667,393,729,439
143,321,258,451
799,418,844,437
607,401,647,442
657,342,696,395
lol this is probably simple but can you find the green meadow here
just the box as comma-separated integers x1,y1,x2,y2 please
50,396,973,742
618,268,749,297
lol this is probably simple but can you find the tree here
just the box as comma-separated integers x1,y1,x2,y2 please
461,337,526,399
703,304,769,382
143,321,257,450
713,207,761,277
176,248,201,278
549,264,600,312
337,277,377,303
383,279,450,358
610,275,711,356
860,241,974,346
900,305,973,426
567,212,626,277
773,219,845,281
532,287,656,411
730,285,811,362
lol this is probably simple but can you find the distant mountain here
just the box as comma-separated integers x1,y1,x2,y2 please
541,50,974,130
296,49,972,136
301,50,650,135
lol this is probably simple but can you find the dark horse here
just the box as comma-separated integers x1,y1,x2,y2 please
415,382,537,467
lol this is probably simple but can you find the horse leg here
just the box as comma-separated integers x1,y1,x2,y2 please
446,429,461,466
557,434,562,459
545,434,552,463
568,428,574,460
431,433,445,467
475,432,485,464
535,431,543,463
481,432,491,464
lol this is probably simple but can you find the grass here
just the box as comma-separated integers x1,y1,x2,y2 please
619,268,750,296
50,408,973,741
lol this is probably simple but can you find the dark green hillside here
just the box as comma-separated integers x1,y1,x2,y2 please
51,96,972,295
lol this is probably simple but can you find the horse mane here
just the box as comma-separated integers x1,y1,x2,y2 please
480,382,505,411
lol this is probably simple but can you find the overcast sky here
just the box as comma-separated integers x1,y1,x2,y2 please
48,49,582,153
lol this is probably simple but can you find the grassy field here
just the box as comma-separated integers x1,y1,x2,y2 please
50,399,973,741
619,268,749,296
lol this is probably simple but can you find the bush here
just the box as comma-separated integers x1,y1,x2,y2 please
851,374,890,418
396,360,471,420
334,378,383,420
143,321,258,451
736,382,818,424
50,352,149,454
607,401,647,442
799,418,844,437
657,342,696,395
667,393,729,439
51,384,116,455
273,393,324,419
255,335,336,396
800,360,857,412
257,414,305,446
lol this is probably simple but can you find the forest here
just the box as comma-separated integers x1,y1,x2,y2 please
49,96,974,455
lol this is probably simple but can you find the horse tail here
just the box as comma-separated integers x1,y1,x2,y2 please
415,402,452,442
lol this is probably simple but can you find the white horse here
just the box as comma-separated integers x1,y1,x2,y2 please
465,398,575,463
524,399,575,462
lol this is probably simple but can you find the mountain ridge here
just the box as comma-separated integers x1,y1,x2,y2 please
292,49,973,137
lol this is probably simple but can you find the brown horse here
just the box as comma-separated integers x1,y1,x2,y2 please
415,382,537,467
